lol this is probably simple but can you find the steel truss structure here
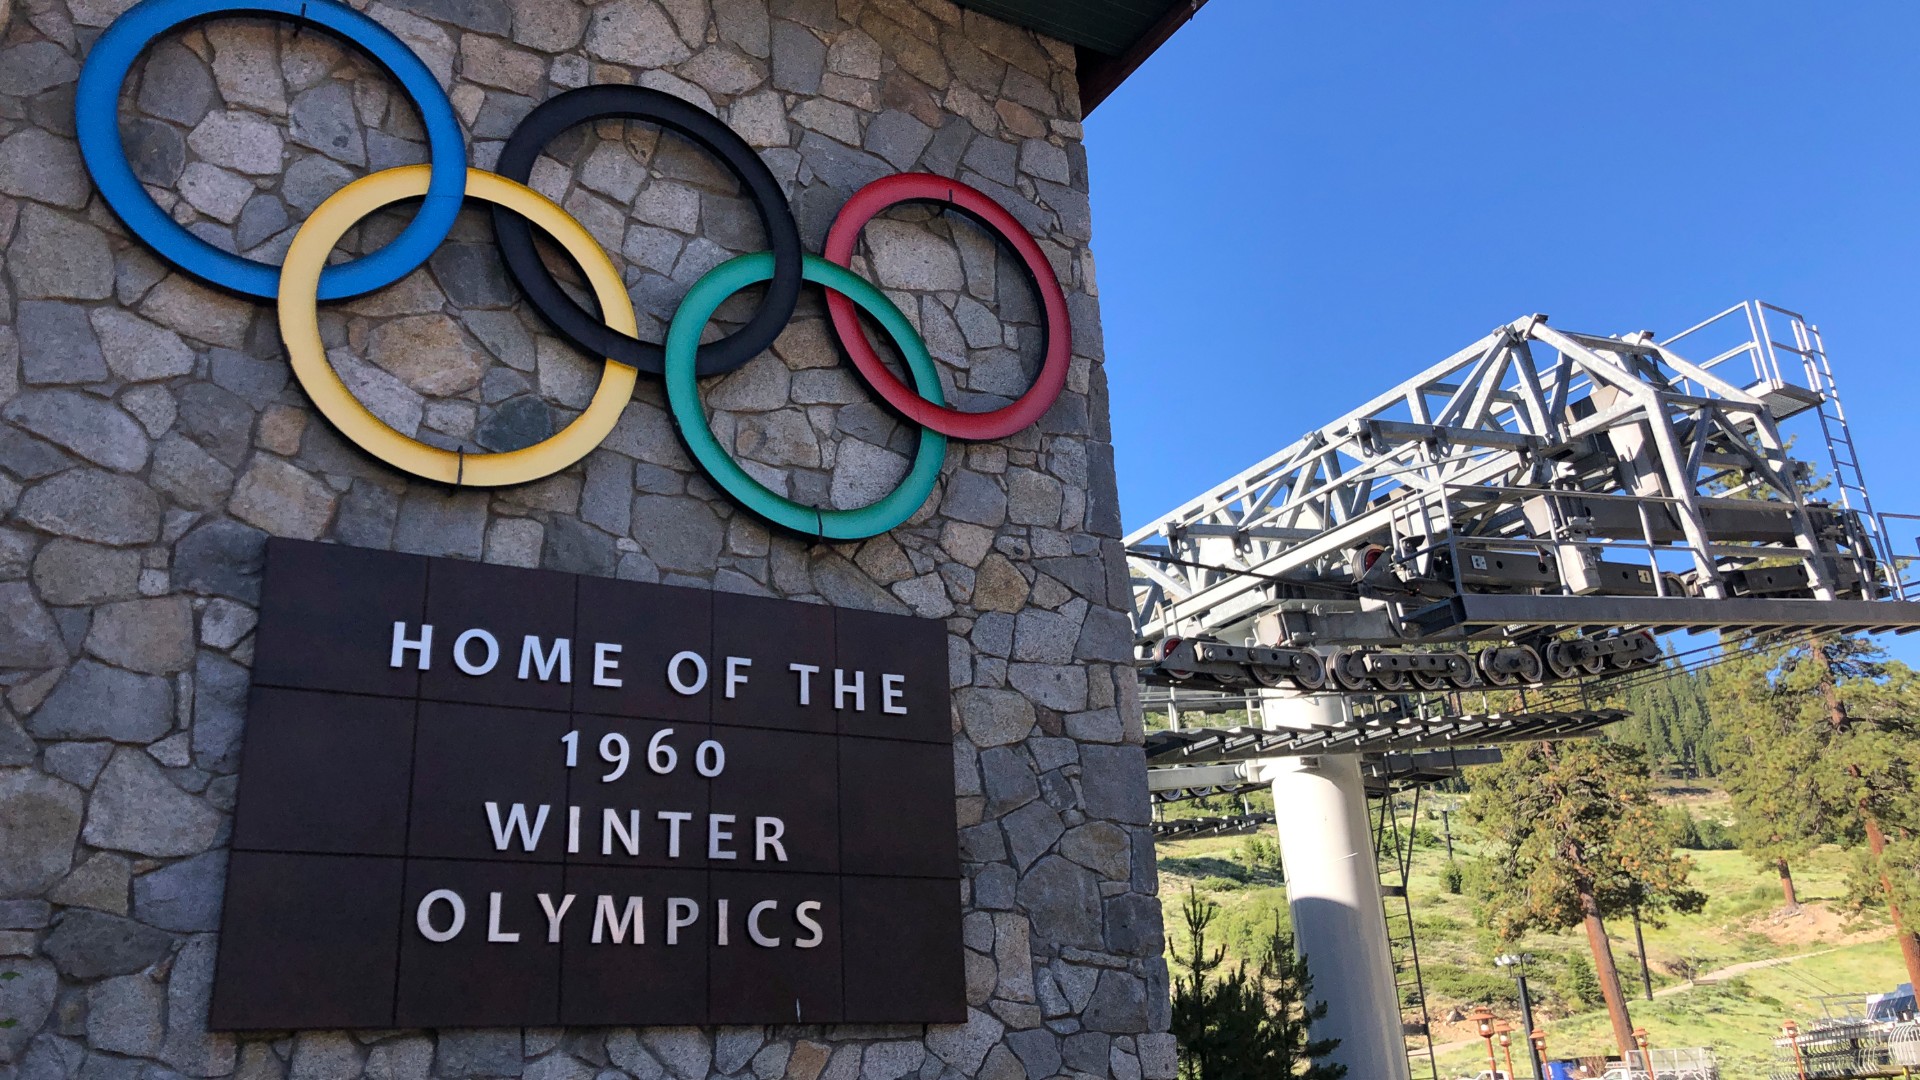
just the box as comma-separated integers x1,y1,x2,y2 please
1126,301,1920,694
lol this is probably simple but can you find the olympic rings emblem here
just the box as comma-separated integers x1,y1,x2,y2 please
74,0,1071,541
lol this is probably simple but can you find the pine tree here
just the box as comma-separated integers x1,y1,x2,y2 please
1808,640,1920,988
1170,888,1269,1080
1465,740,1703,1056
1707,635,1829,907
1170,889,1346,1079
1257,915,1346,1080
1707,633,1920,987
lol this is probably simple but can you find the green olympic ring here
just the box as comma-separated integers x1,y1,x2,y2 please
666,253,949,541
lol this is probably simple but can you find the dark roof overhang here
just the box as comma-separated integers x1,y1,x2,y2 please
950,0,1208,114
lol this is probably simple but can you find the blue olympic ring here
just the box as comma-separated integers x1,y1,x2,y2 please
74,0,466,301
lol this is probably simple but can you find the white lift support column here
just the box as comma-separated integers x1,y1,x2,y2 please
1261,692,1409,1080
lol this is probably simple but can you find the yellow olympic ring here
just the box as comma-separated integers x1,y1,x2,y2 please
278,165,638,487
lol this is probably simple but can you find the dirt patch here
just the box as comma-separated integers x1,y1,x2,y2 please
1743,901,1886,949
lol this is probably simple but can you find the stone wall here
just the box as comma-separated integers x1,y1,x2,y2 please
0,0,1170,1077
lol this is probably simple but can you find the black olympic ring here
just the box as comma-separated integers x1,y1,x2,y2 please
491,85,803,379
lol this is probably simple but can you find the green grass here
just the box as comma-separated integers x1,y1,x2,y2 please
1432,940,1913,1079
1157,785,1906,1080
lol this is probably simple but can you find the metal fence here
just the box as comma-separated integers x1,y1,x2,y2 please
1771,1019,1920,1079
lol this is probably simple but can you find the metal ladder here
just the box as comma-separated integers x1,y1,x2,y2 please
1759,303,1905,597
1371,789,1440,1080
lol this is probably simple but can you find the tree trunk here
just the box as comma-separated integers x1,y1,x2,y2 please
1812,642,1920,990
1778,858,1798,908
1865,816,1920,990
1580,885,1635,1056
1631,905,1654,1000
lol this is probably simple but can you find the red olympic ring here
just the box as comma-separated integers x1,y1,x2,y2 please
822,173,1071,441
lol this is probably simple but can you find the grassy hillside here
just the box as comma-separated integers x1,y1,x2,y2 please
1157,783,1903,1079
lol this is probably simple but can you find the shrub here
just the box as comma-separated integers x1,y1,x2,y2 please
1558,954,1602,1009
1237,834,1284,878
1422,964,1516,1008
1442,861,1466,895
1663,805,1737,850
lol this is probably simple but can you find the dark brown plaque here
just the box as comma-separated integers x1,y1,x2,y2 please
213,539,963,1029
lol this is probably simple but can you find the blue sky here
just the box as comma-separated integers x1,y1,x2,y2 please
1084,1,1920,657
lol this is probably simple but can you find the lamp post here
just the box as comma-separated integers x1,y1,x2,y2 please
1782,1021,1807,1080
1496,953,1544,1079
1632,1027,1651,1079
1528,1030,1549,1079
1472,1005,1500,1079
1496,1021,1518,1080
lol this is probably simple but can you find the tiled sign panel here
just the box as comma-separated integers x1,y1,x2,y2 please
209,540,963,1029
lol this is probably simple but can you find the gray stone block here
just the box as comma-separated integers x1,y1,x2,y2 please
332,479,402,548
1000,799,1063,872
190,651,249,772
980,745,1039,816
16,301,107,385
83,747,222,858
1082,971,1149,1034
175,383,256,468
1077,745,1150,826
1006,663,1087,712
631,495,725,575
585,0,693,67
477,395,553,452
960,138,1016,186
172,520,267,603
159,934,234,1076
863,110,933,171
0,959,57,1063
44,741,114,788
86,975,165,1057
1002,1029,1058,1079
542,515,618,577
0,899,51,930
122,117,186,186
770,18,826,93
134,42,213,124
0,39,78,96
0,126,88,209
1061,1032,1109,1075
713,1030,763,1076
28,660,172,742
7,390,149,472
1017,856,1100,950
1059,822,1128,880
393,488,488,558
1103,895,1165,967
236,194,290,251
289,81,366,165
209,348,289,408
84,596,194,675
280,152,357,213
42,910,174,980
430,242,519,308
17,468,162,547
0,579,66,668
939,471,1006,528
0,770,83,895
367,1035,434,1080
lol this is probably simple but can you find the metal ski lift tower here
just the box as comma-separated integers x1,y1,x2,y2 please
1126,301,1920,1079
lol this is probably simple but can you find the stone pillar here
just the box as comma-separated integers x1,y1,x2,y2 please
1261,692,1410,1080
0,1,1170,1076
